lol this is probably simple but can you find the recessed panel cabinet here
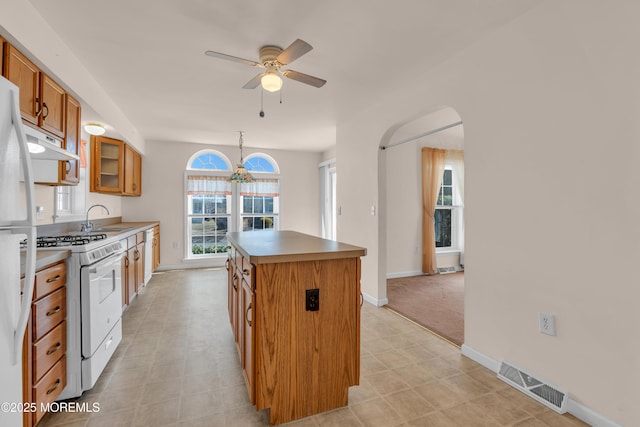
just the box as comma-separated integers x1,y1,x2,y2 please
4,44,66,138
3,40,81,186
61,94,81,185
4,44,40,125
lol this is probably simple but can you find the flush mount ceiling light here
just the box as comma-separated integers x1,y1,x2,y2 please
84,123,106,136
229,131,255,183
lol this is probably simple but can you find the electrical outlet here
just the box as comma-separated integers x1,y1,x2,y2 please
306,288,319,311
539,312,556,336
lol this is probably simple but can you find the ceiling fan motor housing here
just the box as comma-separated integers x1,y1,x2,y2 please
259,45,283,66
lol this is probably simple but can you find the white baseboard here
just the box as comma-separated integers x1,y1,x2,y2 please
386,270,424,279
460,344,622,427
155,260,226,271
362,291,388,307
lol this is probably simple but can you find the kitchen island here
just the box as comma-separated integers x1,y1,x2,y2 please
226,230,366,425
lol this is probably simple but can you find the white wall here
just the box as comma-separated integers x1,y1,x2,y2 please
122,140,321,268
339,1,639,425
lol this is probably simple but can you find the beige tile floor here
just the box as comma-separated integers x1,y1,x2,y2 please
40,268,590,427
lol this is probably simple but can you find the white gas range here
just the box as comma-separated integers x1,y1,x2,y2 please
35,233,124,399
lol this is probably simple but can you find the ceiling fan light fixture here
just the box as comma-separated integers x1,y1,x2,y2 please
84,123,106,136
261,72,283,92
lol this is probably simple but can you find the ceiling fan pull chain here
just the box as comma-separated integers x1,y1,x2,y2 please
259,89,265,118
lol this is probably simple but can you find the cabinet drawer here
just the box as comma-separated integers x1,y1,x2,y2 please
32,355,66,425
33,320,66,383
33,287,66,341
241,257,253,286
136,231,144,244
34,262,66,300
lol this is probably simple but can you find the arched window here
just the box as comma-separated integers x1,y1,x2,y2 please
184,149,281,259
243,153,280,174
187,150,231,171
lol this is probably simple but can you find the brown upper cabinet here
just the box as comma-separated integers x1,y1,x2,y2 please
0,36,5,75
4,44,66,138
91,135,124,193
90,135,142,196
123,144,142,196
4,44,40,125
3,40,82,186
61,94,81,185
39,73,66,138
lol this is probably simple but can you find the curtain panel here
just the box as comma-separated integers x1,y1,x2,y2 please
187,175,232,195
240,178,280,197
421,147,447,274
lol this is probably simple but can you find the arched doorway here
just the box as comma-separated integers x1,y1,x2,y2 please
379,106,465,346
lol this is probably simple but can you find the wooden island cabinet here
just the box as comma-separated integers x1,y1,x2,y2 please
226,231,366,425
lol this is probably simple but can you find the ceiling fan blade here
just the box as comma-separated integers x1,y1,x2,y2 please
242,73,265,89
282,70,326,88
205,50,262,67
276,39,313,65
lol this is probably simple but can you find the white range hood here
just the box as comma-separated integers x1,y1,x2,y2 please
25,125,79,162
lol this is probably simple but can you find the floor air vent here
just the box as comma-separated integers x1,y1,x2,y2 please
437,266,457,274
497,361,568,413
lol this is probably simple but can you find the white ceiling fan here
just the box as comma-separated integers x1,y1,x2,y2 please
205,39,326,92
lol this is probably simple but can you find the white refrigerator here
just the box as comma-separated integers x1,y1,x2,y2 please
0,76,37,427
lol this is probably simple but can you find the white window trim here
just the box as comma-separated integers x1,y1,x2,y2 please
53,168,88,223
435,165,463,252
183,171,233,261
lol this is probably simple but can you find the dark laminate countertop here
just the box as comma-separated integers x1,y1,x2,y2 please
227,230,366,264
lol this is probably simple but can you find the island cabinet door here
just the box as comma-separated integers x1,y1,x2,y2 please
254,257,361,424
241,280,255,404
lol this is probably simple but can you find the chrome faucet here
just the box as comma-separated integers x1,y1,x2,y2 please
82,204,110,233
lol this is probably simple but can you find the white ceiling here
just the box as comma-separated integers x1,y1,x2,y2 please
26,0,538,151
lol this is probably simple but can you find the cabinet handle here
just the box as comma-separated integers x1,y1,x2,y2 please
133,183,137,191
124,256,129,267
46,342,62,355
46,274,62,283
134,249,140,261
245,303,252,327
35,97,43,118
242,269,250,276
232,273,238,291
46,379,61,395
46,306,61,316
225,258,230,271
360,292,363,307
96,176,100,187
41,102,49,120
65,160,71,173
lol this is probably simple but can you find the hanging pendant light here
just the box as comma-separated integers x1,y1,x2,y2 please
229,131,255,183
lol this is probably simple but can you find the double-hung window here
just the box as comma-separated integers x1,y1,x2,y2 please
186,175,232,256
240,179,280,231
435,166,462,250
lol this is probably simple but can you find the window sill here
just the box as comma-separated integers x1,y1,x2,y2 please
436,249,461,255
